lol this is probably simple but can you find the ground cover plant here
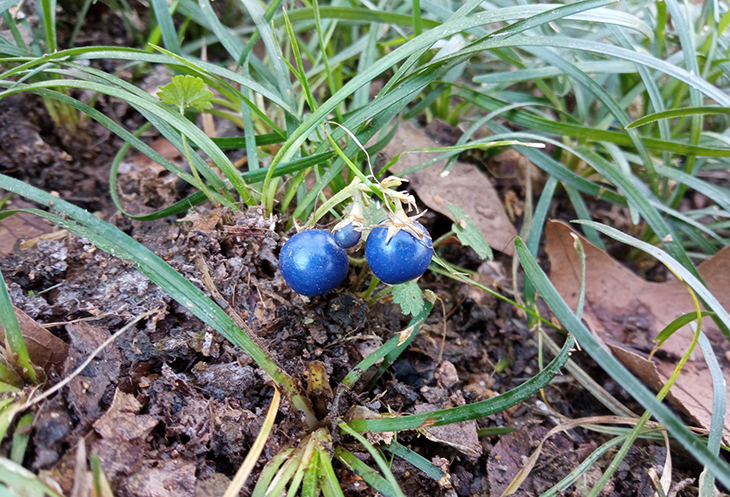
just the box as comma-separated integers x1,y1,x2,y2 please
0,0,728,495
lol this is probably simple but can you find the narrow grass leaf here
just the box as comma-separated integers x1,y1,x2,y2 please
564,186,606,250
339,423,406,497
655,166,730,213
250,449,294,497
382,441,447,481
351,334,574,432
698,332,726,497
39,0,56,52
627,107,730,128
0,458,63,497
150,0,181,54
335,448,397,496
9,414,31,465
653,311,715,350
317,447,347,497
514,237,730,488
0,272,36,384
539,434,629,497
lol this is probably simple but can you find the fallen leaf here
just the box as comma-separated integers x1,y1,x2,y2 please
545,220,730,438
0,199,58,256
64,322,122,429
380,120,517,255
91,389,158,484
118,459,197,497
0,306,68,375
414,403,482,458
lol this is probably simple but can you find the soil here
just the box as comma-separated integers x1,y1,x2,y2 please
0,5,713,497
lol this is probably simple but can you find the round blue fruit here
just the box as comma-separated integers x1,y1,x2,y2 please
365,222,433,285
334,222,362,249
279,230,349,297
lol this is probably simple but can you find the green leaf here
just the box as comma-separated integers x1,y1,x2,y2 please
449,203,493,260
382,442,447,481
350,334,575,432
392,280,425,317
157,75,213,111
0,457,63,497
626,106,730,129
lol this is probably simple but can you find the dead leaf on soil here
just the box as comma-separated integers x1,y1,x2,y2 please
545,220,730,438
413,403,482,458
0,198,59,256
379,120,517,255
0,306,68,374
94,389,158,442
64,322,122,428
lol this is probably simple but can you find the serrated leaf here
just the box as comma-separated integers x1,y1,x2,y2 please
158,75,213,111
448,203,493,260
392,280,425,316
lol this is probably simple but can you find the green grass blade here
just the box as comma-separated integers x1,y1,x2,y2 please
335,448,398,497
150,0,182,54
339,423,406,497
564,185,606,250
301,450,318,497
628,106,730,128
198,0,244,61
350,334,575,432
9,414,32,465
461,90,730,157
0,458,63,497
0,77,254,204
237,0,297,118
0,47,295,115
474,60,637,84
317,447,346,497
654,311,715,347
250,449,294,497
39,0,56,52
514,236,730,488
381,442,447,481
0,0,20,15
539,434,630,497
272,7,440,29
0,272,36,384
698,332,726,496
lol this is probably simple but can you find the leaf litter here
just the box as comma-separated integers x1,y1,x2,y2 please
546,220,730,439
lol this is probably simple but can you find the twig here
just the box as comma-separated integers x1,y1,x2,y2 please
20,308,157,412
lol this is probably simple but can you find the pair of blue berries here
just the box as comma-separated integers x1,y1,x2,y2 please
279,222,434,297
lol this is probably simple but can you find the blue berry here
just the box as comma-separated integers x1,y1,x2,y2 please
334,222,362,249
279,230,349,296
365,222,433,285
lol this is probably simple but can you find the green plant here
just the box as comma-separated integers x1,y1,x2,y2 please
0,0,728,493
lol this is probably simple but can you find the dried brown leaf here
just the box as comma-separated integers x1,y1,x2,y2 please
0,199,58,255
545,220,730,438
0,306,69,374
380,120,517,255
